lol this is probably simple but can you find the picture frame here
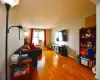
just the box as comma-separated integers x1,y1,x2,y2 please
19,29,24,40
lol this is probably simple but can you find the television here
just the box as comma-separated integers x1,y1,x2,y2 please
61,30,67,41
56,29,67,41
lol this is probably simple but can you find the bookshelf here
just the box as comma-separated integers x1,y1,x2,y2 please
79,27,96,69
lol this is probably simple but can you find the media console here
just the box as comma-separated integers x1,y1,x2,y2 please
53,45,68,57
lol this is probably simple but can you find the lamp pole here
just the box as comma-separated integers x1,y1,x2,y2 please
5,3,10,80
5,4,22,79
1,0,19,80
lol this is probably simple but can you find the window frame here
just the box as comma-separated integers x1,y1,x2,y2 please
32,30,44,45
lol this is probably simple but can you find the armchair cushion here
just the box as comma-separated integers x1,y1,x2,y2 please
21,49,42,57
14,45,42,57
29,44,40,49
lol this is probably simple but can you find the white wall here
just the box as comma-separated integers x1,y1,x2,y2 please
96,0,100,80
51,5,96,58
0,5,24,80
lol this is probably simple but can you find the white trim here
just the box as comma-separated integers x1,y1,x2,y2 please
95,75,100,80
68,55,75,59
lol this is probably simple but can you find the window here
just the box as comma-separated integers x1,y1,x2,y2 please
32,30,44,45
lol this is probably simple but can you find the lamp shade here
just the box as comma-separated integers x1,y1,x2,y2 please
1,0,19,7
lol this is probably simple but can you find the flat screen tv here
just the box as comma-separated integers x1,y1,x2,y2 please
60,30,67,41
56,29,67,41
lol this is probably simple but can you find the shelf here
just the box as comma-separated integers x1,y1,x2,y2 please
79,27,96,69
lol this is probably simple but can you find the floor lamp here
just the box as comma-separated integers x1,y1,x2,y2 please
0,0,19,80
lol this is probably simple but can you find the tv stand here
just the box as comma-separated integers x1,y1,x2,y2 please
53,45,68,57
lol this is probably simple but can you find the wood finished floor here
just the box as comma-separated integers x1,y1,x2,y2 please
32,49,95,80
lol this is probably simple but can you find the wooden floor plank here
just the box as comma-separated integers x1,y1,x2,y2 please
32,50,95,80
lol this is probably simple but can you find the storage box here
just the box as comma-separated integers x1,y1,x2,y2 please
81,58,89,66
11,54,19,60
11,54,19,64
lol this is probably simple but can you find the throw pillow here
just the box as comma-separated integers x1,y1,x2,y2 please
25,45,30,51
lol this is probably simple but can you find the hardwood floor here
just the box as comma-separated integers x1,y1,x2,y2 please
32,49,95,80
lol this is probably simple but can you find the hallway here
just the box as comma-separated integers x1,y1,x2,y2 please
32,50,95,80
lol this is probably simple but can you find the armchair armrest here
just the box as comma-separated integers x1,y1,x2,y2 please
21,49,42,58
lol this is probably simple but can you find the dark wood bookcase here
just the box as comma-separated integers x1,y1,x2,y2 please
79,27,96,68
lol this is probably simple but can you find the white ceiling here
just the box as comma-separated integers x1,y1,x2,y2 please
13,0,96,29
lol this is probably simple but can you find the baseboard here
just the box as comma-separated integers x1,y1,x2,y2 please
68,55,75,59
95,75,100,80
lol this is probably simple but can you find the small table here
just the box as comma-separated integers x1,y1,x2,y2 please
10,58,32,80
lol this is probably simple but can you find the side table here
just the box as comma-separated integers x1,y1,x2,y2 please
10,58,32,80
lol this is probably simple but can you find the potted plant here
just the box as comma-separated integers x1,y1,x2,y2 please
47,42,54,50
75,54,80,64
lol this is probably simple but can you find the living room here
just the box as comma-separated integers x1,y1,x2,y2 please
0,0,100,80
